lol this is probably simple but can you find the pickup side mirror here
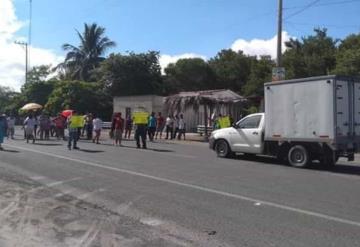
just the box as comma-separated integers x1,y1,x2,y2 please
232,123,238,129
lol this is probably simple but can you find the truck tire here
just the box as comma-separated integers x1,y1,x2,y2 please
288,145,309,168
215,140,233,158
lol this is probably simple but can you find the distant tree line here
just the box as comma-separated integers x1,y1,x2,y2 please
1,23,359,119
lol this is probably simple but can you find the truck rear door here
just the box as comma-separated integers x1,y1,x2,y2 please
335,80,351,137
353,81,360,137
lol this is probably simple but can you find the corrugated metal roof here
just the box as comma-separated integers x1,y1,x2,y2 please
167,89,245,103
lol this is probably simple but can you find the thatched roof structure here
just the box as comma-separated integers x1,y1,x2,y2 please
164,89,246,113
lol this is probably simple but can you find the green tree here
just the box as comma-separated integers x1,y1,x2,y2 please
164,58,216,93
242,56,274,96
45,81,112,119
208,49,251,92
283,28,337,78
333,34,360,76
100,51,163,96
59,23,116,81
0,86,18,114
20,65,55,106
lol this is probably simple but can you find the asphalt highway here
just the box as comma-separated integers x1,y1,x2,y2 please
1,133,360,246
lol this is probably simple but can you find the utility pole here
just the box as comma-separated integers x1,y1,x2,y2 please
28,0,32,67
276,0,283,67
273,0,285,81
15,41,28,84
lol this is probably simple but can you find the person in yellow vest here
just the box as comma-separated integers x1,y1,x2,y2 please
67,111,81,150
133,111,149,149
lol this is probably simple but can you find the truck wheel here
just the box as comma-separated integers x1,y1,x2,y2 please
215,140,233,158
288,145,309,168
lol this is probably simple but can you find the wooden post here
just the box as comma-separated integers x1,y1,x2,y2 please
204,104,208,141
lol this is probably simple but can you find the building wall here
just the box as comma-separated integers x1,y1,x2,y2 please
168,103,244,132
113,95,164,117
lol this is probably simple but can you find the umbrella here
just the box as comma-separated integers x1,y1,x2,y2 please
21,103,42,111
61,109,73,118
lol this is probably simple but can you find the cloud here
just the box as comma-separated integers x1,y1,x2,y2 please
231,31,292,58
159,53,207,74
0,0,63,91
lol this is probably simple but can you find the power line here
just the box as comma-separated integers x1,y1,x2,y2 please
285,20,360,30
285,0,360,10
28,0,32,69
284,0,321,20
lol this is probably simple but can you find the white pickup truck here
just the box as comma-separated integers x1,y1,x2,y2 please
209,75,360,168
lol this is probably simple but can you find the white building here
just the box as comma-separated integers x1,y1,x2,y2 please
113,95,164,117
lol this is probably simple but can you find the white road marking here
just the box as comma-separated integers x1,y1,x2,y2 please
5,143,360,228
29,176,46,181
78,188,106,200
140,217,163,226
54,189,77,198
45,177,82,187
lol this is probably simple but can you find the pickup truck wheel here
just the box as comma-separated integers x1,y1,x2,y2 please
288,145,309,168
215,140,233,158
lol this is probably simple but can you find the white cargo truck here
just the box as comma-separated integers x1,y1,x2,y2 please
209,75,360,167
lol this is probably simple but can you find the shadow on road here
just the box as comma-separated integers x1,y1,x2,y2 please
99,143,174,153
1,149,20,153
234,154,360,176
78,149,105,153
311,163,360,176
32,143,63,146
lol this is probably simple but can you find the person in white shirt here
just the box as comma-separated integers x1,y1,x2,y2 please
177,114,186,140
172,115,179,139
92,115,103,144
6,115,15,139
24,114,36,143
165,115,174,140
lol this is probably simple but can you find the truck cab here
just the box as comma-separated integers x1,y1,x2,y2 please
209,113,265,157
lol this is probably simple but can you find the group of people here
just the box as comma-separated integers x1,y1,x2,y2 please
164,114,186,140
109,111,187,149
0,109,189,151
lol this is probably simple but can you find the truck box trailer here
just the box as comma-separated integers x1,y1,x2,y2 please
209,75,360,168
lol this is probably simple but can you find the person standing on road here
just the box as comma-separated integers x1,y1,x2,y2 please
155,112,165,140
111,113,124,146
6,114,15,139
85,114,93,140
134,111,148,149
165,115,174,140
148,112,156,142
39,113,51,140
177,114,186,140
53,114,66,140
33,114,38,139
0,114,8,150
67,111,80,150
124,115,133,139
172,114,179,139
92,114,103,144
24,114,36,144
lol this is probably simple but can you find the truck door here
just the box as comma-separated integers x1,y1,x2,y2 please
335,81,351,137
353,81,360,137
230,115,263,154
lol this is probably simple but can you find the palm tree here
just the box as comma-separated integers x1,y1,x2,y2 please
59,23,116,81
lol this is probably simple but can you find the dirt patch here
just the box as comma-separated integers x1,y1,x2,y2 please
0,167,230,247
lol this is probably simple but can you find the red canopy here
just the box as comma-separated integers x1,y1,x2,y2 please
61,110,73,118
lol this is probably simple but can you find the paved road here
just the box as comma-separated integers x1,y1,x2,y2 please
1,133,360,246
